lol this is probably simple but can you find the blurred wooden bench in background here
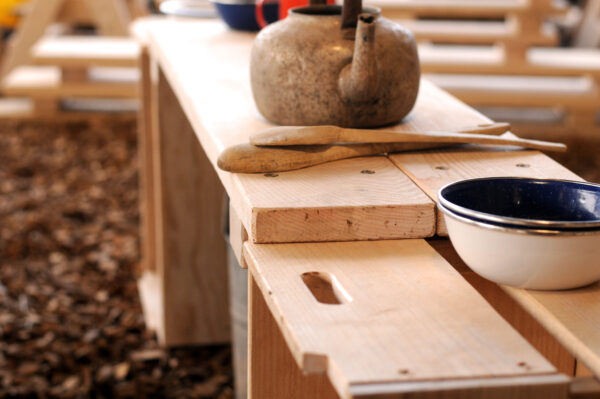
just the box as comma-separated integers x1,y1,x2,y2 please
0,0,144,117
367,0,600,138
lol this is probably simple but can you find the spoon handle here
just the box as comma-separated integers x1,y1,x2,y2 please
250,122,511,146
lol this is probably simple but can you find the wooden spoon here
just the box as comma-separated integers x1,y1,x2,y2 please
249,123,566,151
250,122,512,146
217,139,565,174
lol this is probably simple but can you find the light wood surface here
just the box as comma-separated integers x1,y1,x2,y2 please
1,0,131,78
419,44,600,77
245,239,569,398
141,18,508,243
2,66,138,98
399,18,558,46
389,149,581,235
232,156,436,242
426,74,599,109
428,238,577,376
367,0,566,18
32,36,140,67
504,284,600,380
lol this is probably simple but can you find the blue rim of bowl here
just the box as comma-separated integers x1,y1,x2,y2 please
438,201,600,236
438,177,600,230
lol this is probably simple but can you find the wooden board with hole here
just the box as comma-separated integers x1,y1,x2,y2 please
32,36,140,68
245,239,569,399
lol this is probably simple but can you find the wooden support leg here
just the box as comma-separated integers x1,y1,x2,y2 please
0,0,65,78
137,48,162,331
248,272,339,399
32,98,60,116
148,66,230,346
83,0,130,36
61,67,88,83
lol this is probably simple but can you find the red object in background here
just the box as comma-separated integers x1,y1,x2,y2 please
256,0,335,29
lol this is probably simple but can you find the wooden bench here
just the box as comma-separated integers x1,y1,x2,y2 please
0,0,137,117
134,17,600,399
1,65,138,115
364,0,600,135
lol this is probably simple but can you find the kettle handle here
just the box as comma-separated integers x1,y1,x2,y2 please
256,0,327,29
255,0,271,29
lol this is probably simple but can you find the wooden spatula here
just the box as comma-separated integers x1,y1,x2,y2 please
250,122,512,146
218,139,566,174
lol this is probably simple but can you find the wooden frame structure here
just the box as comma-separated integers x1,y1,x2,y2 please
134,17,600,398
368,0,600,135
0,0,138,116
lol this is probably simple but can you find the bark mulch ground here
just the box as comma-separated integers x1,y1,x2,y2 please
0,118,233,399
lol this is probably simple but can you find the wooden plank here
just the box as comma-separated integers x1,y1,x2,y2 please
32,36,140,67
144,19,499,243
245,239,568,399
401,18,558,46
83,0,130,36
248,273,338,399
2,66,138,98
428,238,577,376
369,0,566,18
503,284,600,380
419,44,600,77
153,67,230,346
0,0,65,78
426,74,600,109
56,0,95,25
389,150,581,235
234,156,436,243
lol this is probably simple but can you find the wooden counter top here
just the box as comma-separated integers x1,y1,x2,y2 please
139,19,514,244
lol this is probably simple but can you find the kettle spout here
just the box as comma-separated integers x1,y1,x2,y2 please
339,14,378,103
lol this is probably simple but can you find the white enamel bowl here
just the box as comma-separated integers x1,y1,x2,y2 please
438,177,600,290
440,202,600,290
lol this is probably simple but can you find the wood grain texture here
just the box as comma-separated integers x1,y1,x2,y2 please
389,149,581,235
238,156,435,242
154,67,230,345
83,0,130,36
427,238,576,376
142,18,498,243
369,0,565,18
503,283,600,381
244,239,566,398
32,36,140,67
399,18,557,46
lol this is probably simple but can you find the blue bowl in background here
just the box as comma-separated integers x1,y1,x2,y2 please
211,0,279,31
438,177,600,230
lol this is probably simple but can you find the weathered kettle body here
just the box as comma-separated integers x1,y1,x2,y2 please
250,4,420,128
